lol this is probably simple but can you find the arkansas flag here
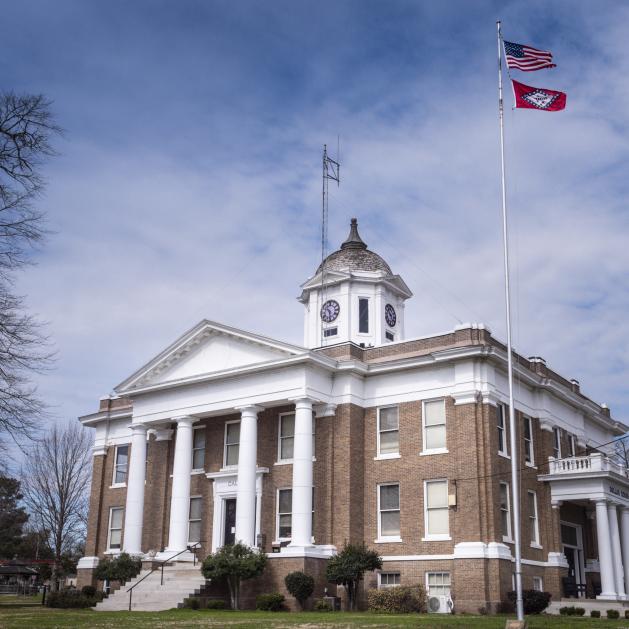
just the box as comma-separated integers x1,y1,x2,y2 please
512,79,566,111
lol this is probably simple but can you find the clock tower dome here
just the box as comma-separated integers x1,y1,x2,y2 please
298,218,412,348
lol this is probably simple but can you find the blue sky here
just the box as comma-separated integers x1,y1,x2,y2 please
2,0,629,434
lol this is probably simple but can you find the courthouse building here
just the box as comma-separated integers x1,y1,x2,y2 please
78,219,629,612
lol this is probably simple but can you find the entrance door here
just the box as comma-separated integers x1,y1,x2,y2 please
223,498,237,546
561,522,585,598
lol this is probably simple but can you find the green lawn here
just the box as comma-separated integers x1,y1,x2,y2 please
0,607,628,629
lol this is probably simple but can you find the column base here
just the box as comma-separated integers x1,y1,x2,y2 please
278,544,336,558
156,550,197,562
597,593,620,601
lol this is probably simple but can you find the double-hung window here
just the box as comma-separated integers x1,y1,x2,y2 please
192,428,205,470
426,572,451,597
377,406,399,457
424,480,449,539
500,482,512,541
379,573,401,588
528,490,540,547
113,445,128,485
523,416,534,465
276,488,292,541
224,421,240,467
552,427,561,459
107,507,124,551
278,413,295,461
568,434,576,457
378,483,400,540
422,399,447,453
188,497,202,543
532,576,543,592
497,404,508,456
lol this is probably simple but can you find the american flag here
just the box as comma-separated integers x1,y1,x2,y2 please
503,40,556,71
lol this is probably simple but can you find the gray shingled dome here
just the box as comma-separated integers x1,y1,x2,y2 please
316,218,392,275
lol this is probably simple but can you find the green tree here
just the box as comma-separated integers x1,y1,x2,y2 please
325,542,382,611
93,553,142,584
284,571,315,609
201,542,267,610
0,475,29,559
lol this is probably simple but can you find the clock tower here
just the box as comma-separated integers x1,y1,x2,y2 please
298,218,412,349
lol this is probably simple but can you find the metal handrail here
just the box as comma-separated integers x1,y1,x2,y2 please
126,541,204,611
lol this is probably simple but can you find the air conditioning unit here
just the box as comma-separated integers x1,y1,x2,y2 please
427,595,453,614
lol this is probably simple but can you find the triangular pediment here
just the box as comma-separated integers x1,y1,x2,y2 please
115,320,306,392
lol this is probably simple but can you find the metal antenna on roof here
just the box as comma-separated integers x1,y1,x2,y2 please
320,144,340,347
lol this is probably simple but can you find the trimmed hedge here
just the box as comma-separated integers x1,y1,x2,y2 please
205,600,226,609
367,586,426,613
284,571,314,608
46,590,97,608
590,610,600,618
507,590,551,615
607,609,620,619
314,598,333,611
256,593,285,611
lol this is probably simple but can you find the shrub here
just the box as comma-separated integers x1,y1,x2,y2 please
205,599,226,609
81,585,96,597
46,590,96,608
559,606,575,615
366,586,426,613
284,571,315,608
256,593,285,611
182,597,200,609
314,598,333,611
626,609,629,619
590,609,600,618
93,552,142,585
607,609,620,619
506,590,551,615
575,607,585,616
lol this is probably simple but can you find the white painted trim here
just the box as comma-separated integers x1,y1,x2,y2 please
377,405,400,458
374,453,401,461
497,403,509,457
77,556,100,569
106,506,124,552
421,398,447,454
499,481,512,542
112,443,129,486
381,554,454,561
223,419,240,469
374,538,403,544
276,486,292,542
420,449,449,457
377,482,401,541
523,415,535,466
528,489,541,547
424,478,450,539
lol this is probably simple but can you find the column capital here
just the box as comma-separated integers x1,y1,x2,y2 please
235,404,264,416
149,427,173,441
128,423,148,435
172,415,196,427
314,402,336,418
539,420,554,433
289,396,314,410
595,498,609,506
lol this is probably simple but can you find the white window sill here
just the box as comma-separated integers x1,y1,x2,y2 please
503,537,514,544
191,469,205,475
374,453,401,461
420,448,449,456
220,466,238,472
422,535,451,542
374,537,403,544
525,462,537,469
274,457,316,466
109,483,126,489
104,549,121,555
530,542,543,550
498,451,511,460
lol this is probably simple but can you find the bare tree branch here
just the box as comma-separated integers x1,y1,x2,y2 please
20,422,90,590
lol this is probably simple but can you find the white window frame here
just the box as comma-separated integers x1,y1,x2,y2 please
568,434,576,457
378,572,401,588
421,398,448,455
500,481,513,543
532,576,543,592
275,487,292,542
423,479,450,541
552,427,561,459
274,412,316,465
358,296,370,335
107,506,124,551
223,420,240,469
277,412,295,462
497,404,509,457
528,490,541,548
376,483,401,542
188,495,202,544
426,571,451,597
376,406,400,460
111,444,129,487
192,426,206,472
523,416,534,466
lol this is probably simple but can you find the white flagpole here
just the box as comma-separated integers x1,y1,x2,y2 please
497,20,524,622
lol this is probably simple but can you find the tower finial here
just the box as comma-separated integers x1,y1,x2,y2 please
340,218,367,250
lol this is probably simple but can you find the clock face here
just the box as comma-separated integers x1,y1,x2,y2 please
320,299,340,323
385,303,397,328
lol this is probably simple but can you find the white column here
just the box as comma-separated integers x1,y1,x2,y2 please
621,508,629,596
288,397,314,548
608,503,626,598
123,424,148,555
166,416,195,553
235,405,262,547
596,499,617,598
